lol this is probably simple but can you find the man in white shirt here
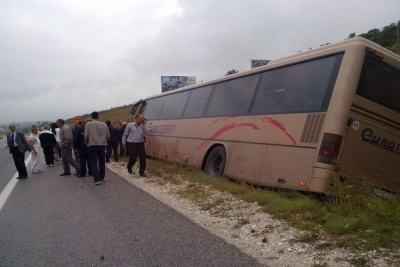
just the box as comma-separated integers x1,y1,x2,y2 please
122,114,148,177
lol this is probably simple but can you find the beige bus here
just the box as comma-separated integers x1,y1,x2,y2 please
132,37,400,198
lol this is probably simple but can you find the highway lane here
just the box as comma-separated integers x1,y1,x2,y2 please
0,149,264,266
0,137,29,193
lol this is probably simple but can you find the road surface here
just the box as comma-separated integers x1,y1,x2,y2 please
0,138,264,267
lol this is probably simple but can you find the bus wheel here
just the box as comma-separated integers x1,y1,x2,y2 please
204,146,226,176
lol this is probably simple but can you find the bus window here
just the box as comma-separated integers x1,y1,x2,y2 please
182,86,212,118
159,91,190,119
356,53,400,112
250,54,343,114
206,74,259,117
143,97,166,120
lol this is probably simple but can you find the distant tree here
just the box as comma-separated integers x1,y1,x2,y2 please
225,69,239,76
348,21,400,56
348,32,356,39
358,23,397,47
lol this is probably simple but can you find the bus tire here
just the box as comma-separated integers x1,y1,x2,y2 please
204,146,226,176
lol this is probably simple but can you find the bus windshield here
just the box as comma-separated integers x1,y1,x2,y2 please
356,52,400,113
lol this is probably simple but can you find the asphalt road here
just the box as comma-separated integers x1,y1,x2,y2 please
0,138,264,267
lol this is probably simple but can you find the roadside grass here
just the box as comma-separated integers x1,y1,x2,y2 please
144,158,400,252
64,105,135,127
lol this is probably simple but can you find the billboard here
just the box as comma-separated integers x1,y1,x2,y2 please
251,59,270,69
161,76,196,92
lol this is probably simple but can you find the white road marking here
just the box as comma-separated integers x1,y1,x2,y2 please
0,153,32,212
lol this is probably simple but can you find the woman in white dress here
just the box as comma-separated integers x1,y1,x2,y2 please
28,127,42,174
51,122,61,164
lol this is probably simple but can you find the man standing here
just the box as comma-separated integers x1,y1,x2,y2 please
84,112,109,185
5,124,31,179
71,121,82,164
105,120,118,163
73,121,92,177
39,125,57,167
122,114,148,177
56,119,81,176
117,122,127,157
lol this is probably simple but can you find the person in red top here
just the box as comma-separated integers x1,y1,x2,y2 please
114,119,123,131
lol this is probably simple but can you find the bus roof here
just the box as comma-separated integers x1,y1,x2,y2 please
146,37,400,100
268,37,400,65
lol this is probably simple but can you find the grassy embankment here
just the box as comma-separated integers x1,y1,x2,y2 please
139,158,399,254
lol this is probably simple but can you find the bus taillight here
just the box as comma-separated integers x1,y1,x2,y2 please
366,47,384,59
317,133,343,164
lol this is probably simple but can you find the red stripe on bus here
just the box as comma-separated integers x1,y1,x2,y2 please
259,117,296,145
196,122,260,151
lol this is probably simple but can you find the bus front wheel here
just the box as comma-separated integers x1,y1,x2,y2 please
204,146,226,176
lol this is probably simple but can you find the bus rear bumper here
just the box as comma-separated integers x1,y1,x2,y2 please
308,168,335,193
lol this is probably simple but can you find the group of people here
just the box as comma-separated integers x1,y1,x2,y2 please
5,112,149,185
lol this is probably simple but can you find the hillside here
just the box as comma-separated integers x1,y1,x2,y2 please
65,104,134,125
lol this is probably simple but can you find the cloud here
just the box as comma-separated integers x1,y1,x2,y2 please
0,0,399,124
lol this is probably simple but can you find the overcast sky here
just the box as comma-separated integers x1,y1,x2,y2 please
1,0,399,125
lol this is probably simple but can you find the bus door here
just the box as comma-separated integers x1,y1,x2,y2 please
339,114,400,198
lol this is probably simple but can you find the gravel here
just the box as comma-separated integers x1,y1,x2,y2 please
107,162,399,267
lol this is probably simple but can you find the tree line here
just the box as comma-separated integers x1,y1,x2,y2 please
349,20,400,55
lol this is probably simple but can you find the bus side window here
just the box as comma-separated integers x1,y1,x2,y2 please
280,68,308,112
159,91,189,119
250,69,286,114
183,86,212,118
143,97,165,120
250,54,342,115
206,76,258,117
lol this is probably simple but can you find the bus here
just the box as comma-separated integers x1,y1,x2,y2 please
131,37,400,198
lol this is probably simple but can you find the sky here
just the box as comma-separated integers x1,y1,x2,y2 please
0,0,399,125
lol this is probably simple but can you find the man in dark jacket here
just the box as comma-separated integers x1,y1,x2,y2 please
6,124,31,179
117,122,127,157
39,125,57,167
72,121,82,164
73,121,92,177
106,120,118,163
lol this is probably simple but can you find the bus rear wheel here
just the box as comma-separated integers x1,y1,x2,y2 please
204,146,226,176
